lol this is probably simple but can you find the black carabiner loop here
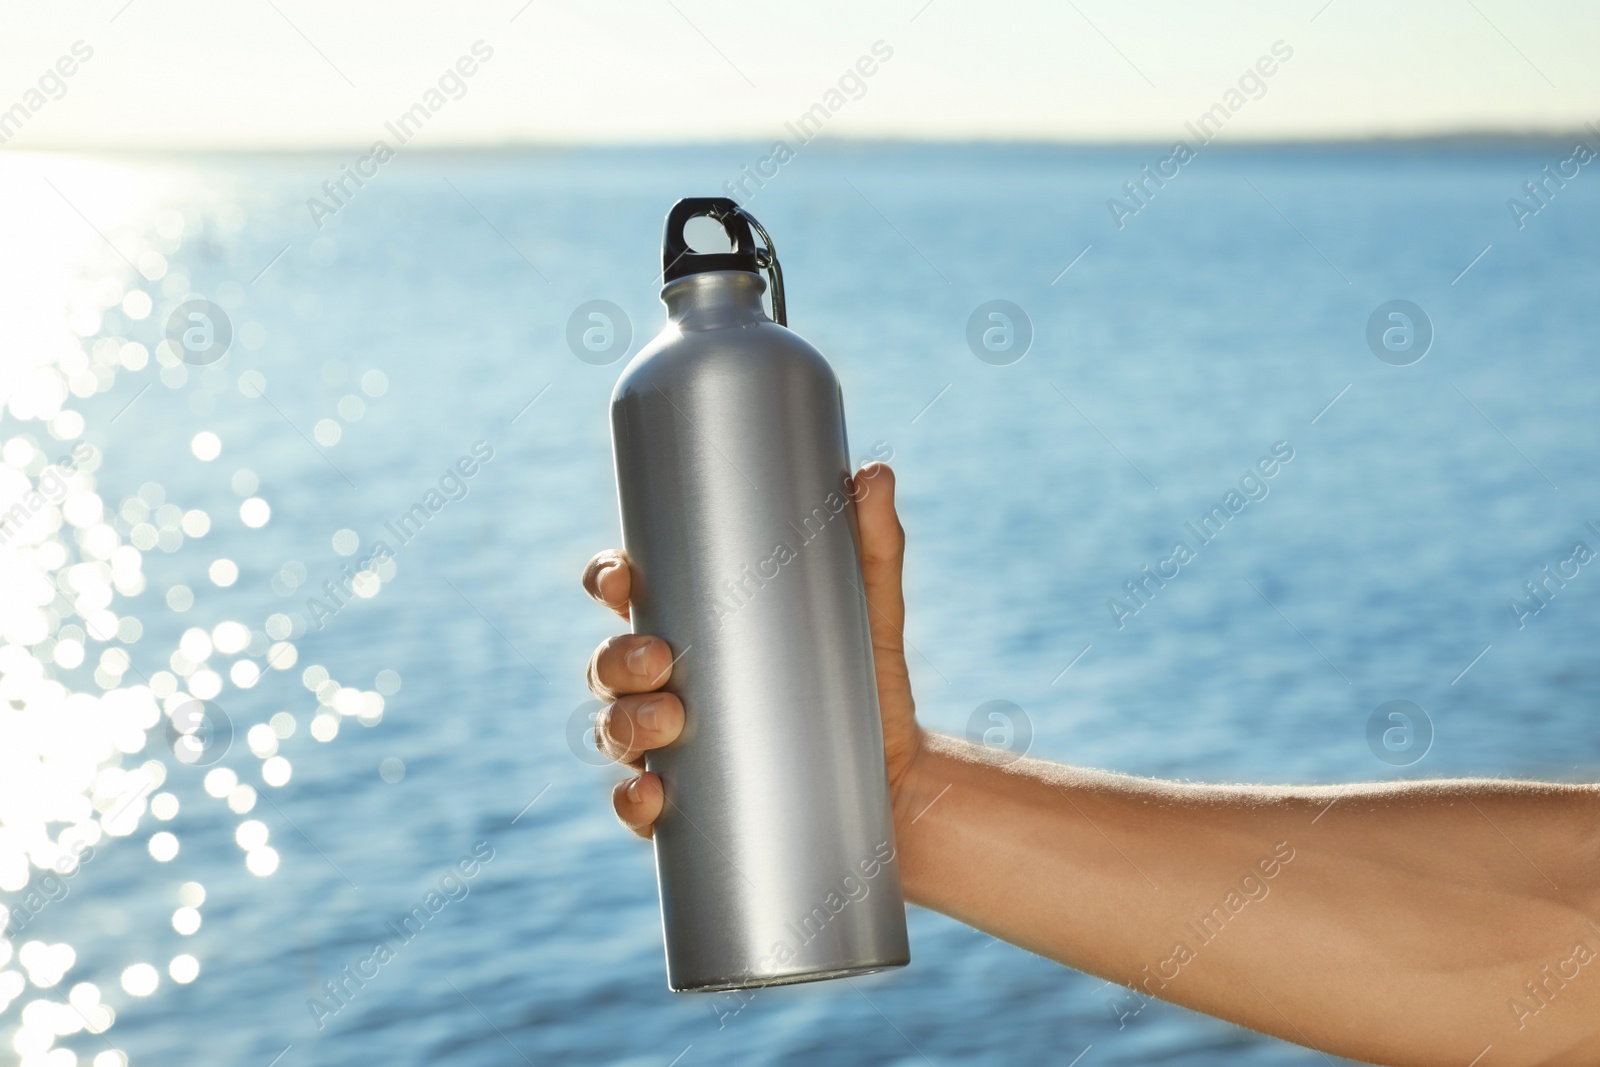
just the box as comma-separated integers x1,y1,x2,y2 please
660,197,788,327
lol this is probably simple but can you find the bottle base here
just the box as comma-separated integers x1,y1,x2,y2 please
670,956,910,994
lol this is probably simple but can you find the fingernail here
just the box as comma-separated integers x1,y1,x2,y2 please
626,642,653,675
626,777,642,803
635,697,661,731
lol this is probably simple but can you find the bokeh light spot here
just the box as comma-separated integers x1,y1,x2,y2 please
190,432,221,461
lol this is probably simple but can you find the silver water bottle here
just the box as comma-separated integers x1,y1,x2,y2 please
609,197,910,992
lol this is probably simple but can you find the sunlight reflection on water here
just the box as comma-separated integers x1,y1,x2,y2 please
0,154,405,1066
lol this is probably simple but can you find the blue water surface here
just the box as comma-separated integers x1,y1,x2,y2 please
9,140,1600,1066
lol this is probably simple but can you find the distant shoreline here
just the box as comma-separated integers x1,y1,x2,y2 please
5,131,1597,159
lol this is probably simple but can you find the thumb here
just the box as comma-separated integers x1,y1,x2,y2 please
850,462,919,786
852,462,907,654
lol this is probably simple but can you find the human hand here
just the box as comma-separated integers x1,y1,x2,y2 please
580,461,924,837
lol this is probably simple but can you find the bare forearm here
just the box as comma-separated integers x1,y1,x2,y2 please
894,732,1600,1066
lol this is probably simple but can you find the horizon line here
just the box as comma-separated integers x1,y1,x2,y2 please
3,127,1596,157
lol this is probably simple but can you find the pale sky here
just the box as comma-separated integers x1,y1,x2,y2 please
2,0,1596,149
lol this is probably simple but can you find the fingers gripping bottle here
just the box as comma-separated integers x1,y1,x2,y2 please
609,197,910,992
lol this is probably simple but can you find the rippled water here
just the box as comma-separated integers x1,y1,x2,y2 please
2,142,1598,1066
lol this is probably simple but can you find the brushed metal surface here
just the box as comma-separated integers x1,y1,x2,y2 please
610,270,910,992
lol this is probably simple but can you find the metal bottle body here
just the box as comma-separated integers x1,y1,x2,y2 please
610,270,909,992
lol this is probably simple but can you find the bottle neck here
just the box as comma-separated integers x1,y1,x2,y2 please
661,271,770,330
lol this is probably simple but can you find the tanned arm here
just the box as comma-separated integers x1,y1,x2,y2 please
582,462,1600,1067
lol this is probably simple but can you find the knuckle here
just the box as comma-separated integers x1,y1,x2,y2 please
585,646,611,700
611,776,656,838
581,556,606,597
596,633,628,672
604,707,639,762
596,705,619,757
582,551,623,599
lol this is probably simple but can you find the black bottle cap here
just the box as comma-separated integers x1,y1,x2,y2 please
662,197,760,283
